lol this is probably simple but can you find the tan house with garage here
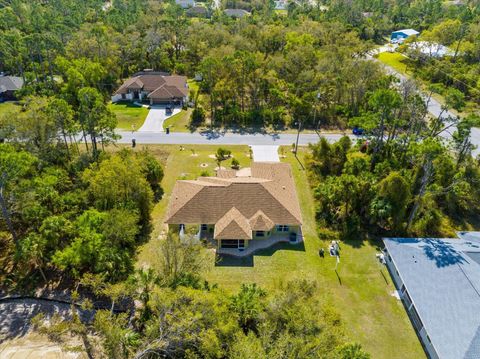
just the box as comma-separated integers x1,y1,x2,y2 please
165,162,303,255
111,70,189,105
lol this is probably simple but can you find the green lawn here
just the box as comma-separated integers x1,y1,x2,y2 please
376,52,410,74
135,144,425,359
108,102,149,131
163,109,193,132
0,102,21,116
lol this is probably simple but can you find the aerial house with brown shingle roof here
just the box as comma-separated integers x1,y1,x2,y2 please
165,162,303,255
111,70,189,106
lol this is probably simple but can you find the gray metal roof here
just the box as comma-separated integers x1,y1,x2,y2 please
0,76,23,93
384,235,480,359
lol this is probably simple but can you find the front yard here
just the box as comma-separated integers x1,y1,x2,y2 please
163,108,192,132
132,144,425,359
108,102,149,130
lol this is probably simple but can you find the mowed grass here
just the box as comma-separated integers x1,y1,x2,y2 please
0,101,21,116
163,109,193,132
108,102,149,131
135,144,425,359
376,52,410,74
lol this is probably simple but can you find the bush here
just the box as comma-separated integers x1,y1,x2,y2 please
216,147,231,161
231,158,240,169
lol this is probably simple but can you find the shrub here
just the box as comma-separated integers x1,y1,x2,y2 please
231,158,240,169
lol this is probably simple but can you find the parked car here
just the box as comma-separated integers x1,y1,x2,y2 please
353,126,364,136
166,106,173,115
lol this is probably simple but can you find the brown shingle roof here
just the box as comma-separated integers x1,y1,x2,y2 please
114,74,187,98
214,207,252,240
165,163,302,237
249,210,275,231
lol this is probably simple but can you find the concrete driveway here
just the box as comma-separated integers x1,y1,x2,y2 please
250,145,280,162
138,105,181,132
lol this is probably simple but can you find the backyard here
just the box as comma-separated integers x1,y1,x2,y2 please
133,144,426,359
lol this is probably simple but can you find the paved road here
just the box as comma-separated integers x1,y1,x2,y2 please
121,130,347,146
372,49,480,155
117,49,480,156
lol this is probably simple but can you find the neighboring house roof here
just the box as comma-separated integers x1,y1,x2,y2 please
224,8,250,17
0,76,24,93
384,234,480,359
409,41,454,58
114,73,188,100
186,5,208,16
392,29,419,36
176,0,195,8
165,162,302,239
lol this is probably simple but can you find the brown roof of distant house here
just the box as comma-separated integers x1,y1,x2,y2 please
165,162,302,239
114,74,188,100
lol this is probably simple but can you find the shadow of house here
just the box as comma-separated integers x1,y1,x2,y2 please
215,241,305,267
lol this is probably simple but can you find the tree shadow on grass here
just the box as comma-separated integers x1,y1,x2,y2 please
341,233,384,251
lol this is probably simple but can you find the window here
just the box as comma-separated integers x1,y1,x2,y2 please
403,290,413,309
409,306,424,331
221,240,240,248
221,240,245,249
201,224,207,230
256,231,265,237
276,225,289,232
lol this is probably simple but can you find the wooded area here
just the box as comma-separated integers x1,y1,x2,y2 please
1,0,480,357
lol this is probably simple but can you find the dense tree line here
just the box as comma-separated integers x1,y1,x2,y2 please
398,18,480,107
0,128,163,285
307,79,480,239
3,0,477,132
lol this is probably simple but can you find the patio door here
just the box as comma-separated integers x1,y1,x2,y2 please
221,240,245,249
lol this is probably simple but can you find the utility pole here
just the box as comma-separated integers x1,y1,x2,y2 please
294,119,302,155
314,92,321,134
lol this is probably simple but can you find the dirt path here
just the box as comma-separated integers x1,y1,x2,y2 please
0,333,87,358
0,298,94,343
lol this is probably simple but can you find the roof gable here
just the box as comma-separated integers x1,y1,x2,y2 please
214,207,252,240
165,163,302,226
249,210,274,231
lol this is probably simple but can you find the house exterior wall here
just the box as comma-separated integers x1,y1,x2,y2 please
0,90,20,101
111,94,122,102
